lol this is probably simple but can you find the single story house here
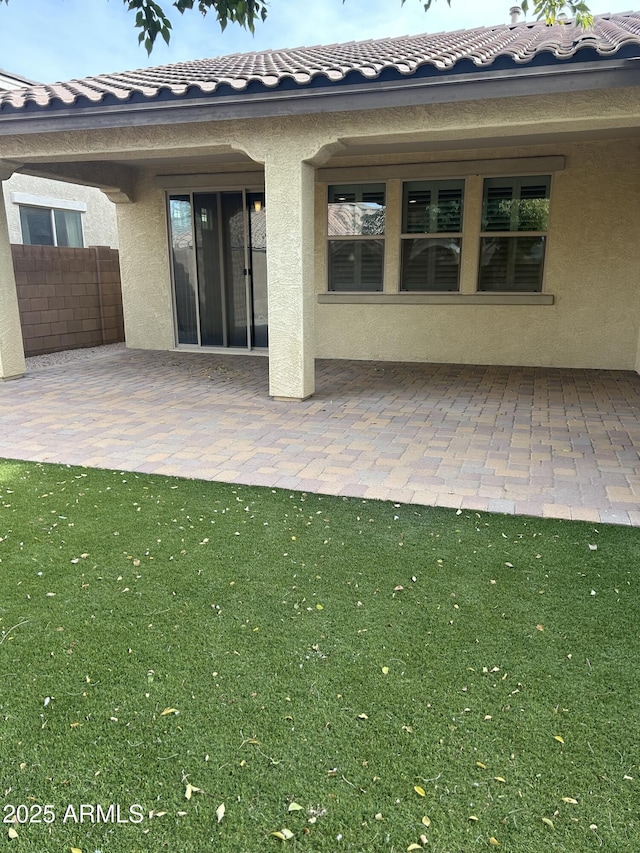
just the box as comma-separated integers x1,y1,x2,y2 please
0,11,639,399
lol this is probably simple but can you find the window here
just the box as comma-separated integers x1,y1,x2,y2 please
322,167,556,299
400,180,464,291
478,176,550,292
20,205,84,248
327,184,385,291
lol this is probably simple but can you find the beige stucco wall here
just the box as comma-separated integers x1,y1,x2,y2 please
2,173,118,248
115,172,174,350
315,138,640,370
0,170,25,379
1,85,639,380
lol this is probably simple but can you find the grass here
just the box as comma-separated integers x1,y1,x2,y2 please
0,459,638,852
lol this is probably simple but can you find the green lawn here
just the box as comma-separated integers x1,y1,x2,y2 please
0,459,638,852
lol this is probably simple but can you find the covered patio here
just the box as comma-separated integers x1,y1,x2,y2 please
2,13,640,403
1,347,639,525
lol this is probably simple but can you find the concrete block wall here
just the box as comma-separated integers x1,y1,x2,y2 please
11,244,124,356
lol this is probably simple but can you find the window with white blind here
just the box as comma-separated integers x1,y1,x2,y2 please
400,180,464,291
327,184,385,292
478,176,550,292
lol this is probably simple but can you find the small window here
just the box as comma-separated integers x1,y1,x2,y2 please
478,176,550,292
400,180,464,292
327,184,385,292
20,205,84,248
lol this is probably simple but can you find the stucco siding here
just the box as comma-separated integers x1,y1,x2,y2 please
5,88,635,373
2,173,118,248
116,172,174,351
315,139,640,370
116,136,640,371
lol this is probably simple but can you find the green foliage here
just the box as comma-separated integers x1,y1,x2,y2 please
521,0,593,28
124,0,268,52
0,0,594,54
416,201,463,233
483,198,550,232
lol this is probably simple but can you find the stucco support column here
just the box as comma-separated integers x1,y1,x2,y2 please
0,163,25,380
263,154,316,400
112,174,175,351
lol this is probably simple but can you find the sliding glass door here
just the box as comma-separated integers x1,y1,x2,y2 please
168,190,267,349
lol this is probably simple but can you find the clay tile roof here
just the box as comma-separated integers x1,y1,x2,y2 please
2,11,639,112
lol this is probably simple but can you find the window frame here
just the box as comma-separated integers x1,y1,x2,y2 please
319,161,558,302
399,178,465,293
326,183,386,293
477,175,551,294
19,203,85,248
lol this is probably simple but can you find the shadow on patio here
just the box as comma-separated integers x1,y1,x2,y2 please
2,347,640,525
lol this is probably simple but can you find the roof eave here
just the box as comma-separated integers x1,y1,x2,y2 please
0,57,638,136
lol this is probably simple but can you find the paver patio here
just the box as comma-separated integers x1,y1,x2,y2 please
2,347,640,525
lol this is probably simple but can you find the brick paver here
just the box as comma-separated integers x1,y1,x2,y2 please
1,349,640,525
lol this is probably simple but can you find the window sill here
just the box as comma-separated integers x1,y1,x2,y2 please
318,292,554,305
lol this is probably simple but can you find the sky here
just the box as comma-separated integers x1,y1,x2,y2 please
0,0,636,84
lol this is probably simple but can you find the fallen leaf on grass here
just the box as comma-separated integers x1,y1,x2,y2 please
421,816,431,827
358,713,369,720
7,827,18,840
407,845,422,851
489,837,500,846
70,848,82,853
414,785,426,797
381,666,389,675
216,803,225,823
494,777,506,783
536,624,544,632
554,735,565,744
542,817,554,828
288,802,304,813
561,797,578,804
185,783,203,800
271,828,294,840
468,815,479,822
161,708,180,716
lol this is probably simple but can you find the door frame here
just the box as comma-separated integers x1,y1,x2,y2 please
166,183,268,353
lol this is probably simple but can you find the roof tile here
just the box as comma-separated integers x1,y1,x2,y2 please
1,11,639,112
